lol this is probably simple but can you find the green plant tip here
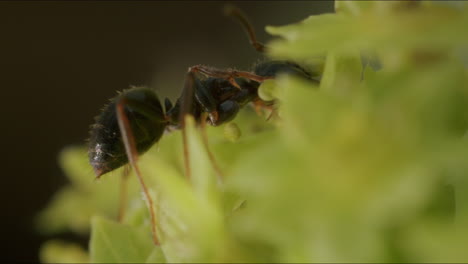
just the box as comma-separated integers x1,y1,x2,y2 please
223,122,241,142
258,79,277,101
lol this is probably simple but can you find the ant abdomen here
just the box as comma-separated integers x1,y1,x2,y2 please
88,87,167,177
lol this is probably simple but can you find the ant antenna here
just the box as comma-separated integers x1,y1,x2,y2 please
224,4,267,53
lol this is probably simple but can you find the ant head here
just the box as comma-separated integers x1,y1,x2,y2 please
88,87,167,177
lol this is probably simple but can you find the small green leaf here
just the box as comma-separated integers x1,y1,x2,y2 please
145,247,166,263
90,216,156,263
39,240,88,263
140,118,227,262
37,146,140,235
36,187,95,234
335,0,375,16
223,122,242,143
266,5,468,61
258,79,278,101
319,51,362,94
59,146,95,190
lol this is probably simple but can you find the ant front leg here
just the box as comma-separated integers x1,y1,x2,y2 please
199,112,225,184
179,70,231,182
116,98,159,245
189,65,274,89
179,71,197,181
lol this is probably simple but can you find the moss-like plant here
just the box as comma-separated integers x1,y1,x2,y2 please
37,1,468,263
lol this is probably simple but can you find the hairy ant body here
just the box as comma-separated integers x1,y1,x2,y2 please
88,5,319,244
89,61,315,176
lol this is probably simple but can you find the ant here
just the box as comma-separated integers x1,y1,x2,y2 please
88,5,319,245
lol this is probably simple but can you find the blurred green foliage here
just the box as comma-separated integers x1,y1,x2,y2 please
37,1,468,262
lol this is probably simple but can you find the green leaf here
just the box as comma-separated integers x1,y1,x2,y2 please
145,247,166,263
38,2,468,263
37,146,141,235
36,187,95,234
139,117,227,262
59,146,96,191
39,240,88,263
266,5,468,61
90,216,156,263
334,0,375,16
319,51,362,94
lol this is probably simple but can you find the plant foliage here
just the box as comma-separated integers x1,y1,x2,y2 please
38,1,468,262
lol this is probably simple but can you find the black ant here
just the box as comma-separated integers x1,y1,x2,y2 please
88,5,319,245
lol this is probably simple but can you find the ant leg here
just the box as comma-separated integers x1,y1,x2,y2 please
224,5,266,53
117,165,131,222
116,98,159,245
181,124,191,181
179,71,225,181
199,112,224,184
189,65,274,89
192,78,220,125
252,98,277,121
179,71,197,181
266,107,279,121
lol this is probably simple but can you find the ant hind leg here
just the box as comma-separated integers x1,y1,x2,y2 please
116,98,159,245
117,165,131,222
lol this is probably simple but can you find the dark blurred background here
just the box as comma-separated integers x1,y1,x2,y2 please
0,1,333,262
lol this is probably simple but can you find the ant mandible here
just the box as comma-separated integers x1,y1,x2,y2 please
88,5,318,245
